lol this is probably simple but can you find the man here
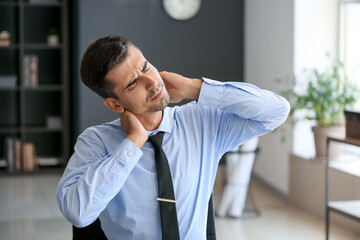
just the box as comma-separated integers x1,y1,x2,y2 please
56,36,290,240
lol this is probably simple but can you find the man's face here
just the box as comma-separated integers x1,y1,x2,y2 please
105,46,170,115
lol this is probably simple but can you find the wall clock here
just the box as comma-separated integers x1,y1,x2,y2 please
163,0,202,21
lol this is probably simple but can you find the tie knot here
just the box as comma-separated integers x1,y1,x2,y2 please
148,131,165,148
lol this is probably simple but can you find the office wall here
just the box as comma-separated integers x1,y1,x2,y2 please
244,0,294,196
71,0,244,138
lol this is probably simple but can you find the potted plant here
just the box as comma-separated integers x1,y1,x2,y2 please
277,58,359,158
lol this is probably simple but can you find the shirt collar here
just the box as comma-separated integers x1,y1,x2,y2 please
147,107,172,136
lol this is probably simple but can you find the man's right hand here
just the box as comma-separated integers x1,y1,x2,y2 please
120,110,148,149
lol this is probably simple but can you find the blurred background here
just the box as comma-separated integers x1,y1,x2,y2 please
0,0,359,239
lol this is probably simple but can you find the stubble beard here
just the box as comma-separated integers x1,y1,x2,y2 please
146,82,170,113
148,90,170,112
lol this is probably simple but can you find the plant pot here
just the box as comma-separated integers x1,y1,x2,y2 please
312,125,345,159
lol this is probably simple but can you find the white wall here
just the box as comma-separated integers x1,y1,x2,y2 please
244,0,294,195
245,0,338,196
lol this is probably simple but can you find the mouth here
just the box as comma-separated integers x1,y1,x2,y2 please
149,85,164,102
150,87,164,101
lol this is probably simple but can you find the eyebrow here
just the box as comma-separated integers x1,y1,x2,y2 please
124,61,148,90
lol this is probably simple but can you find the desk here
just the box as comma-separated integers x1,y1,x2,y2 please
325,137,360,240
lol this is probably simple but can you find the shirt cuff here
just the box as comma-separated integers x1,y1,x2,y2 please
113,138,143,170
197,77,225,108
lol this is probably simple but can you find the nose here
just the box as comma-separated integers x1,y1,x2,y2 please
142,74,158,91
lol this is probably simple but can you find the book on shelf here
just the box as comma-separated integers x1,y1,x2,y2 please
23,55,38,88
5,137,22,173
4,137,38,173
14,138,22,172
5,137,15,173
23,142,38,172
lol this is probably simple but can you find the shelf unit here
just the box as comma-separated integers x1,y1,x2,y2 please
0,0,69,172
325,137,360,239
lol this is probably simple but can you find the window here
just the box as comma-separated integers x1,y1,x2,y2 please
339,0,360,109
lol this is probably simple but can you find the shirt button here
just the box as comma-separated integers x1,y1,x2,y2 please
127,151,133,157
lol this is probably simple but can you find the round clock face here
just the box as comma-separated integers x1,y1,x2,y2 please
163,0,201,21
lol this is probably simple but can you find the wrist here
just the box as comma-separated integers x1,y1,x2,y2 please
126,132,148,149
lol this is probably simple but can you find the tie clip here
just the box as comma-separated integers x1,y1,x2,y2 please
156,198,178,204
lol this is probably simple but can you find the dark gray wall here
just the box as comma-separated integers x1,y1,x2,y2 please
72,0,244,139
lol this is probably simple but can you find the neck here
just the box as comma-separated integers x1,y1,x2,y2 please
135,110,163,131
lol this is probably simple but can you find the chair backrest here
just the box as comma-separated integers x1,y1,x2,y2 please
206,194,217,240
73,218,107,240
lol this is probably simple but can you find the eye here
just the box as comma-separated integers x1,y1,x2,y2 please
144,66,151,72
129,83,137,90
128,79,138,91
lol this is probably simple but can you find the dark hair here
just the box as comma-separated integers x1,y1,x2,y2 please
80,36,134,99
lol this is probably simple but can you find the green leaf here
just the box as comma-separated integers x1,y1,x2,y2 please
275,56,360,127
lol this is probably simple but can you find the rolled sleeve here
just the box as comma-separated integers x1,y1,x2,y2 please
197,77,289,130
194,77,290,154
197,78,224,108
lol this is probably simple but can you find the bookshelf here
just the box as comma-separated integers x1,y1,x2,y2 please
325,137,360,239
0,0,69,173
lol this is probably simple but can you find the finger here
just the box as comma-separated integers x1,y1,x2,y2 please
160,71,180,80
159,71,169,81
159,71,169,77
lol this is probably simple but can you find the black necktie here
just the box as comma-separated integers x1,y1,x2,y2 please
148,132,180,240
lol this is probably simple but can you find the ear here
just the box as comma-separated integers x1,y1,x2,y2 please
103,98,124,113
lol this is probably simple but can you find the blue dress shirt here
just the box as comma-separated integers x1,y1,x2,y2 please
56,78,290,240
